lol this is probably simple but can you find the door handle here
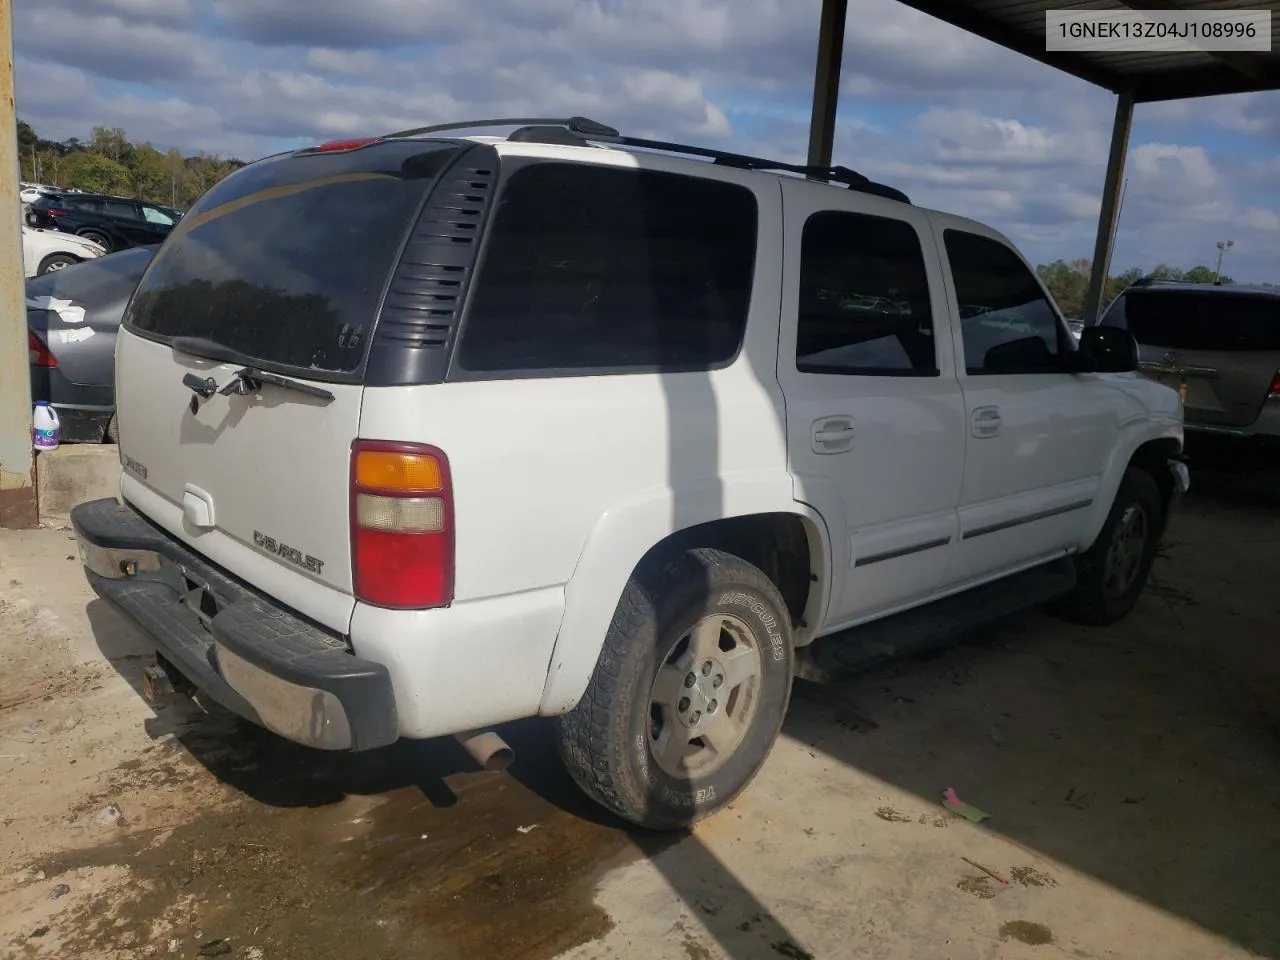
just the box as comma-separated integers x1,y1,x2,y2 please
812,419,855,453
971,407,1002,438
814,426,855,443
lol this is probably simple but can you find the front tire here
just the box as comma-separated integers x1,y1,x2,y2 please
557,547,794,831
1053,467,1162,626
38,253,80,274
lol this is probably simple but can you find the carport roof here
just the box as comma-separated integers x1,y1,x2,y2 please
893,0,1280,101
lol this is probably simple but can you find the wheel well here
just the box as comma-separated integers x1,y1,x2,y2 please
1128,438,1181,522
636,513,820,634
38,252,80,269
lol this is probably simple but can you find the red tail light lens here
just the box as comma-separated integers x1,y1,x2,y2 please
46,209,69,217
28,331,56,367
350,441,454,608
1269,370,1280,399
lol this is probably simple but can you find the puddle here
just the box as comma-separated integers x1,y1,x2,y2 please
25,717,646,960
999,920,1054,946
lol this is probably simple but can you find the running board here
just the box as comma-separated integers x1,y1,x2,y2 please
796,557,1077,683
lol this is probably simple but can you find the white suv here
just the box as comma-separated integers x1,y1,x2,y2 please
72,118,1188,830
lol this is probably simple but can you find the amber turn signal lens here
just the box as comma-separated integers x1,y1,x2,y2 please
354,450,443,492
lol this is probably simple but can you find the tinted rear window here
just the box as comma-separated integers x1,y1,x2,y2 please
455,162,757,374
126,141,459,376
1108,290,1280,351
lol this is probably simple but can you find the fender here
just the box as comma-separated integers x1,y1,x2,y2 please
537,471,832,715
1079,413,1183,549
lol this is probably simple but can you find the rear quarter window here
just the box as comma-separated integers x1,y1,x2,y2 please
124,141,460,377
453,162,758,376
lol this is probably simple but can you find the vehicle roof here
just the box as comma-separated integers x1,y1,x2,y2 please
38,190,156,204
474,135,1009,242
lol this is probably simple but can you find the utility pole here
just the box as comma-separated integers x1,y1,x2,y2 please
0,0,37,528
1214,239,1233,284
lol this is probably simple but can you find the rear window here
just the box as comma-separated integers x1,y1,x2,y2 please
1106,290,1280,352
126,141,459,376
454,162,757,375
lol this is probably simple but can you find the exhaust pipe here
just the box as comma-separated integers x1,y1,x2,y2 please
454,729,514,772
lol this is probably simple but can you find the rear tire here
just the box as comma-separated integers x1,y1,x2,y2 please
37,253,80,274
1052,468,1162,626
79,229,111,252
104,414,119,444
557,547,794,831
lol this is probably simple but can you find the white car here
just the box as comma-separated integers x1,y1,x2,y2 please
22,224,106,277
69,118,1189,831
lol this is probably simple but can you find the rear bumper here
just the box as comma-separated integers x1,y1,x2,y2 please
1184,398,1280,439
70,497,397,751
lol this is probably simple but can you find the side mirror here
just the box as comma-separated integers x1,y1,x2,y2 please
1075,325,1138,373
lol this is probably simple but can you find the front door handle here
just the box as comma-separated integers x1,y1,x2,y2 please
812,418,855,453
971,407,1002,438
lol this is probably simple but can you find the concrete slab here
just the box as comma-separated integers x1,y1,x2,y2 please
36,444,120,528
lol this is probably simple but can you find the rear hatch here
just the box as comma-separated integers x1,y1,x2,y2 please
114,138,460,633
1105,288,1280,428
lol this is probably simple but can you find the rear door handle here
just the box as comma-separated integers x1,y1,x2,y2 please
971,407,1002,438
812,419,855,453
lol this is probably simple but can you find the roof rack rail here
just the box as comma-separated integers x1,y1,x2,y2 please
381,116,910,204
383,116,620,140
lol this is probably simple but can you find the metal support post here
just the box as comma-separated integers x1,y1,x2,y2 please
806,0,848,169
1082,91,1134,325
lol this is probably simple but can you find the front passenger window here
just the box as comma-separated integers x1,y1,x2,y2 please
944,230,1065,375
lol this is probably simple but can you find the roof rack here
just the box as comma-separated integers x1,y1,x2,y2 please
380,116,910,204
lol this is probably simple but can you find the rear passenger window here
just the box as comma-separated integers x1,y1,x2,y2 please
455,163,757,374
102,200,139,220
796,211,936,376
945,230,1065,375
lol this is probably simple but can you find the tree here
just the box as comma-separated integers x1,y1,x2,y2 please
15,119,246,210
62,151,131,195
89,126,130,163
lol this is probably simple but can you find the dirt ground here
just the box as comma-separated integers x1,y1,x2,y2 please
1,436,1278,960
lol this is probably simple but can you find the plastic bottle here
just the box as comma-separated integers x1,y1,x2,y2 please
32,401,60,451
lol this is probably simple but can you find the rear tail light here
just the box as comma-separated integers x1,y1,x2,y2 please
1269,370,1280,399
28,331,56,367
46,209,69,217
350,441,454,608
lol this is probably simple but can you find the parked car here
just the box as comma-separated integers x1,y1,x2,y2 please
25,191,178,252
22,224,106,276
20,183,55,204
1100,281,1280,440
69,118,1187,831
27,245,158,443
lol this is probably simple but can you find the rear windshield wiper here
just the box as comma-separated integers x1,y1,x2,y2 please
218,367,335,403
171,337,334,403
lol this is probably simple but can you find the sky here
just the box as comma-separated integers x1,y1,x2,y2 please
11,0,1280,282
